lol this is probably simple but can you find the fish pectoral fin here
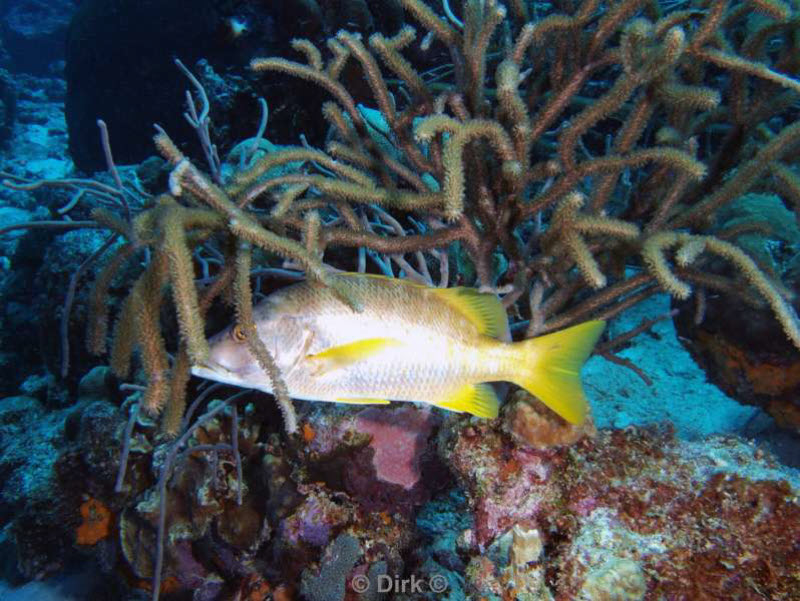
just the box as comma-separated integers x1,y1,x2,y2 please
334,397,391,405
306,337,403,376
285,327,316,378
435,383,499,419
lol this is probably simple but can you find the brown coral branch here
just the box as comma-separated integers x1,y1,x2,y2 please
233,242,297,434
674,121,800,227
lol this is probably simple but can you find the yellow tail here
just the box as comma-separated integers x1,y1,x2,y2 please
508,320,605,424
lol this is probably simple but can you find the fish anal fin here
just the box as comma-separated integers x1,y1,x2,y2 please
436,383,499,418
307,337,402,375
432,287,509,340
335,398,390,405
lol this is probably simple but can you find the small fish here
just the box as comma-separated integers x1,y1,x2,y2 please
191,273,605,423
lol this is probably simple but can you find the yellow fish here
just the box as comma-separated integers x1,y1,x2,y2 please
191,273,604,423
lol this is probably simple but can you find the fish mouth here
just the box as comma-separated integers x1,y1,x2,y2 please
190,361,247,388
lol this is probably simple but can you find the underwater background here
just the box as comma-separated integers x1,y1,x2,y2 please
0,0,799,599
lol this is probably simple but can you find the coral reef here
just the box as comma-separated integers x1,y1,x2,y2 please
673,195,800,431
440,421,800,599
1,0,800,599
0,369,121,580
1,359,799,599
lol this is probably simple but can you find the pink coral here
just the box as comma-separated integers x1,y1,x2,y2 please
355,406,437,490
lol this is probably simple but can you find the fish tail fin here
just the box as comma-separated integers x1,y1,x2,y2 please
507,320,605,424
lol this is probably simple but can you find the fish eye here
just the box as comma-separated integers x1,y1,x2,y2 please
231,325,247,343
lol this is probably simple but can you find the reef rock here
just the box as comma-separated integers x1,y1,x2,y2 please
442,417,800,599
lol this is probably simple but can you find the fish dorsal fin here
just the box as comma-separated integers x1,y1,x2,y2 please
436,383,500,418
432,287,508,339
335,272,509,339
307,337,402,376
336,272,426,288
